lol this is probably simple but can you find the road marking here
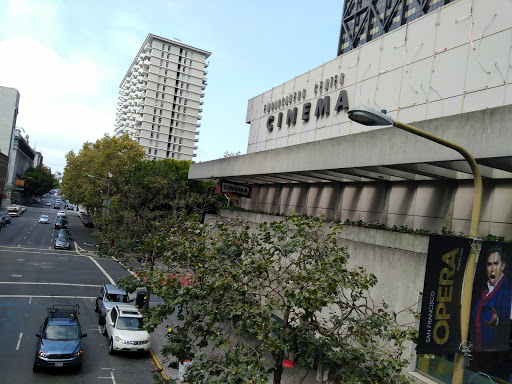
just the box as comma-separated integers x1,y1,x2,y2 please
29,297,32,304
0,295,96,299
0,282,102,287
16,259,24,261
98,371,116,383
76,245,115,284
11,274,22,277
16,333,23,350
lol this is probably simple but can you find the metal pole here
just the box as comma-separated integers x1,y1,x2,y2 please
393,121,482,384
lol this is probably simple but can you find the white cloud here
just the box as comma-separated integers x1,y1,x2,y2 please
0,38,114,173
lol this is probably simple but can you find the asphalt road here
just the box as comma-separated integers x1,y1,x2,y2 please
0,195,158,384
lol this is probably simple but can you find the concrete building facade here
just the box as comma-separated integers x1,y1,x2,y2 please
0,86,19,158
115,34,210,161
189,0,512,382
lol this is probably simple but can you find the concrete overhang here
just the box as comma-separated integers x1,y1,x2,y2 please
189,105,512,184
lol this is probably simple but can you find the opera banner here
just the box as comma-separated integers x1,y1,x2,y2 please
469,241,512,352
417,235,472,354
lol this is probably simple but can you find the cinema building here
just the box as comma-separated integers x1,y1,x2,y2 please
190,0,512,382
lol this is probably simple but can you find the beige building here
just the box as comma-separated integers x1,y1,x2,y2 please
190,0,512,382
115,34,210,161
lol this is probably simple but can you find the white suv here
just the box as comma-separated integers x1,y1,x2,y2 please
102,305,151,354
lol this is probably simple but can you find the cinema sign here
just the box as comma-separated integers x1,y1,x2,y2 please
266,90,349,132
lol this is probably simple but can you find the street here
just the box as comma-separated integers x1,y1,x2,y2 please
0,196,158,384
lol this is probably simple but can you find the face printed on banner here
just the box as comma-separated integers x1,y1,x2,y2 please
486,251,505,286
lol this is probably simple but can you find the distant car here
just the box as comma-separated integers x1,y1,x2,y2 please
20,206,26,213
102,305,151,354
58,229,72,240
54,204,60,209
54,235,70,250
57,211,67,218
95,284,131,325
0,216,6,228
1,215,11,224
38,215,50,224
83,217,94,228
33,304,86,371
46,201,51,206
54,218,68,229
67,204,74,210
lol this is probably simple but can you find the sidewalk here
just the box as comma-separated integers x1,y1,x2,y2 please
149,320,180,382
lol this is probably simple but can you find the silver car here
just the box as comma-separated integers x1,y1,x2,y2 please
95,284,131,325
54,236,70,250
38,215,50,224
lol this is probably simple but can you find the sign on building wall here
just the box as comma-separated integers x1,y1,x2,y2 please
470,241,512,352
417,235,471,354
217,180,252,198
418,236,512,354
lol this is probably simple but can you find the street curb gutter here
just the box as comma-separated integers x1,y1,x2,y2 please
150,347,169,381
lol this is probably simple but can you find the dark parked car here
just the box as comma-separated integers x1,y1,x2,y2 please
58,229,72,240
1,214,11,225
54,204,60,209
0,216,6,228
54,218,68,229
83,216,94,228
33,304,87,371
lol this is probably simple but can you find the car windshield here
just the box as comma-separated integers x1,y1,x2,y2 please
56,236,68,241
40,216,48,219
116,317,144,331
45,325,79,340
106,294,129,303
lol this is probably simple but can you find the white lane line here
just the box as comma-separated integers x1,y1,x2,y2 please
76,245,115,285
0,295,96,299
16,333,23,350
29,297,32,304
98,371,117,383
11,275,22,278
0,282,102,287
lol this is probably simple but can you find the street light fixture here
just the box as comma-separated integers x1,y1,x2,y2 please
348,106,482,384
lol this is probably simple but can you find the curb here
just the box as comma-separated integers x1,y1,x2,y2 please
150,348,170,381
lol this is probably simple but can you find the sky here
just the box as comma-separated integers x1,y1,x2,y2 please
0,0,343,174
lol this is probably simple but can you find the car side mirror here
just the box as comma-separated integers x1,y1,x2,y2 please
36,333,41,338
98,296,102,300
82,334,88,338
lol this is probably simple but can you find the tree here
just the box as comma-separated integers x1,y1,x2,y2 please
96,158,223,309
120,215,416,384
23,165,58,198
61,134,145,212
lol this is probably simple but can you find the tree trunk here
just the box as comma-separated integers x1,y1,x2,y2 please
273,310,290,384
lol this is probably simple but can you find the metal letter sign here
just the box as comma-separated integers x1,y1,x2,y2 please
417,235,471,354
220,181,252,198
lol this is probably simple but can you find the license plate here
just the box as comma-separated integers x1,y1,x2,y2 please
131,348,138,352
55,362,64,367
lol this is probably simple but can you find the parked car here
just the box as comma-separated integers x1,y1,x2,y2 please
0,215,6,228
54,235,70,250
54,204,60,209
102,305,150,354
1,214,11,224
95,284,131,325
20,205,26,213
33,304,87,371
67,204,74,210
54,218,68,229
58,229,72,240
38,215,50,224
83,216,94,228
46,201,51,206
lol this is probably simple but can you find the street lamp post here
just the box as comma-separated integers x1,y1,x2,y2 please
347,106,482,384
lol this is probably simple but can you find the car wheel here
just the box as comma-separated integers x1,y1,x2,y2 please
32,361,40,372
109,338,115,355
98,316,105,325
102,324,107,336
94,301,99,313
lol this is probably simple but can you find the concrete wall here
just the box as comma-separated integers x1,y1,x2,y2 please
242,179,512,238
246,0,512,154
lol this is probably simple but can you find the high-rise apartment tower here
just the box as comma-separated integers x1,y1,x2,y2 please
115,34,211,161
